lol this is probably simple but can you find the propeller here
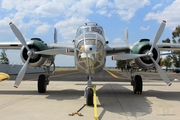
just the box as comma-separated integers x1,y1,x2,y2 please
112,20,172,86
148,20,171,86
149,20,166,52
9,22,30,52
14,57,30,88
9,22,33,88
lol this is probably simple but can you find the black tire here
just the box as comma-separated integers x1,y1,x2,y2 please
133,75,143,94
86,88,93,106
38,74,47,93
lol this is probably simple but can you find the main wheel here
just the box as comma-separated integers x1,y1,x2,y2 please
86,87,93,106
133,75,143,94
38,74,47,93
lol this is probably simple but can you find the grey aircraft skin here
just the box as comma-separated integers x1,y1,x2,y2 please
0,20,178,105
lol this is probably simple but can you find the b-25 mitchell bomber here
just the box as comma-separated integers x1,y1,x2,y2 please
0,20,179,105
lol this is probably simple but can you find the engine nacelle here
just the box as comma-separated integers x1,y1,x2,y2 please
130,39,160,68
20,38,54,68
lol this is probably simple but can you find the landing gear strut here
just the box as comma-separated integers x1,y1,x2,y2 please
85,75,94,106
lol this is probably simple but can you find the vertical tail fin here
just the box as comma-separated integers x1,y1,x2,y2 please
54,28,57,43
124,27,128,45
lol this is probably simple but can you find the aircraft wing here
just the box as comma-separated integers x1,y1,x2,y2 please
48,43,74,56
105,44,130,56
157,43,180,51
0,42,75,56
0,42,22,49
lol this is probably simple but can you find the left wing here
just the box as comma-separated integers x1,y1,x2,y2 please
105,44,130,56
0,42,22,49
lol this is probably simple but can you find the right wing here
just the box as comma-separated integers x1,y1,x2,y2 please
157,43,180,51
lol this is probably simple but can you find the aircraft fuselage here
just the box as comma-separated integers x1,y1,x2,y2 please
74,22,106,74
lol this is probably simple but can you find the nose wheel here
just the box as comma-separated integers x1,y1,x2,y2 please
86,87,94,106
85,75,94,106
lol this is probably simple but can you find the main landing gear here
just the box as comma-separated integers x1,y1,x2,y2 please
37,66,53,93
85,75,94,106
38,74,49,93
130,69,143,94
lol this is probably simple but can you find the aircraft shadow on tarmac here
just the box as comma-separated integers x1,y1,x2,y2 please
97,84,152,118
97,84,180,119
0,83,179,119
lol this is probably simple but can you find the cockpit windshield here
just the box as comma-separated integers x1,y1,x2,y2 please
76,22,104,37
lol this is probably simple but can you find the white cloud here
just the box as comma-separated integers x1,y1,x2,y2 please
96,0,113,7
144,0,180,30
114,0,150,21
65,0,96,18
0,0,152,43
34,0,75,18
55,17,89,42
113,38,123,43
97,7,113,17
34,23,51,35
152,3,162,10
97,7,107,15
140,25,150,31
96,0,150,21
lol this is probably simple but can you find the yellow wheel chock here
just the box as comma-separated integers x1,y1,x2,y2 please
69,85,99,120
69,104,86,116
93,85,99,120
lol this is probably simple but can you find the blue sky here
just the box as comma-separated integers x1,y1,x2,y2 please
0,0,180,67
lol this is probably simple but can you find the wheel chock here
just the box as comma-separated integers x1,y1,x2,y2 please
93,85,99,120
69,112,83,116
136,91,141,94
69,104,86,116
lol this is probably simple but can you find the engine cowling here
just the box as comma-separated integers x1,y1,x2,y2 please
130,39,160,68
20,38,54,68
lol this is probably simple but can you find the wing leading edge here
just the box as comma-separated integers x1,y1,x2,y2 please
105,44,130,56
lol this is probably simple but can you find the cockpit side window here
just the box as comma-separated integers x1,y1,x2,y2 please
76,27,89,37
91,27,103,35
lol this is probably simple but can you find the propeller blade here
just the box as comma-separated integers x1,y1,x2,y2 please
9,22,30,51
150,20,166,52
34,49,66,55
150,57,172,86
14,57,30,88
112,54,146,60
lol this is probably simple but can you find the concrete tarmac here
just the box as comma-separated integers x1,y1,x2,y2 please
0,69,180,120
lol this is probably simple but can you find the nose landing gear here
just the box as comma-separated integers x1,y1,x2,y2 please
84,75,94,106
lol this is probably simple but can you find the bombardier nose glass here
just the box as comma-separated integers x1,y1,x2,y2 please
77,33,104,69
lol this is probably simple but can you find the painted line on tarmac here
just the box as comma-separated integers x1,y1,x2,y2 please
26,71,79,81
106,70,130,80
105,70,119,78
